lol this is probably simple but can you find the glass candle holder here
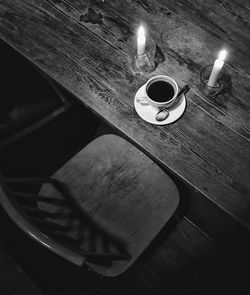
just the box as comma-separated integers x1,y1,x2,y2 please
199,65,229,97
128,36,156,75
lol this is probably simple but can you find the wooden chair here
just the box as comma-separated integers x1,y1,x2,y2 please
0,39,70,148
0,134,179,276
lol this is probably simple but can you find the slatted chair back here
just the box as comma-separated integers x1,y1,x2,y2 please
0,176,130,269
0,135,179,276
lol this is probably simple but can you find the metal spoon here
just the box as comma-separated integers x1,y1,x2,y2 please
155,85,190,122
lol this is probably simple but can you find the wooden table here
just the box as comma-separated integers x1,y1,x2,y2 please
0,0,249,233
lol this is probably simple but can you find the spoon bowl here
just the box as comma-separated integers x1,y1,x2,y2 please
155,109,169,121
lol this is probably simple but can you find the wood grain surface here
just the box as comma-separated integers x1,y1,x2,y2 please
0,0,249,231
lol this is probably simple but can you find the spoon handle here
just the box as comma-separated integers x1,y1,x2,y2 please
176,85,190,99
163,85,190,110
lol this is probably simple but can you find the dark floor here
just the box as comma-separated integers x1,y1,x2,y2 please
0,86,250,295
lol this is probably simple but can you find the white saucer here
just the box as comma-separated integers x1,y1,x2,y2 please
134,84,186,125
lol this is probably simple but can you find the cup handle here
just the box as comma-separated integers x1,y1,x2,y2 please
136,96,149,105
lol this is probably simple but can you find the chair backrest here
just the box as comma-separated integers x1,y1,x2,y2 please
0,175,131,269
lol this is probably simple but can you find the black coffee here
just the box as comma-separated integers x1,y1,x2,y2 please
147,80,174,102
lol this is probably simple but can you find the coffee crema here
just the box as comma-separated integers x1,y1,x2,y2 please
147,81,175,103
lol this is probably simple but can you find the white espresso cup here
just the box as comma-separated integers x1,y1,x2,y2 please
137,75,178,109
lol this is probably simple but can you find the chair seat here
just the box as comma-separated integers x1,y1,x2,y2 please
39,134,179,276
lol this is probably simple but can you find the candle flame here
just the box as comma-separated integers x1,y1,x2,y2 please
138,26,145,38
218,50,227,61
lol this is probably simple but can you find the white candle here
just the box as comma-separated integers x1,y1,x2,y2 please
207,50,227,87
137,26,146,56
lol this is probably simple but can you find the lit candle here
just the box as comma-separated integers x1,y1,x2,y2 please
207,49,227,87
137,26,146,56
